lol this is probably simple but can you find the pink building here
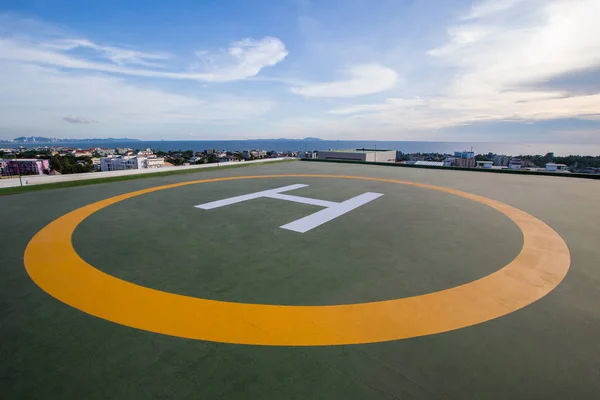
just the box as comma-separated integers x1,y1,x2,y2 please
0,160,8,176
1,159,50,176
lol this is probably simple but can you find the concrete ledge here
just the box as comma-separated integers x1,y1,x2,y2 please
301,158,600,180
0,158,290,189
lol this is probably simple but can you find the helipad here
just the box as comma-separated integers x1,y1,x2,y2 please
2,161,600,399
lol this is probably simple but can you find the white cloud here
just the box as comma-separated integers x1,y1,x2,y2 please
460,0,528,20
0,61,274,137
323,0,600,133
0,36,287,82
432,0,600,94
190,37,288,82
0,13,288,83
290,63,398,97
63,116,97,124
44,39,170,68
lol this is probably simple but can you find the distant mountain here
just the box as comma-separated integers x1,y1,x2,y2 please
6,136,140,143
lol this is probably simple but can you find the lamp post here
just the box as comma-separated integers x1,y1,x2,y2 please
12,152,23,187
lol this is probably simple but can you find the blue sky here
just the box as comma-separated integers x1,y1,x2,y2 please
0,0,599,142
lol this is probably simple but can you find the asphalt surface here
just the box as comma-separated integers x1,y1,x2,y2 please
1,161,599,399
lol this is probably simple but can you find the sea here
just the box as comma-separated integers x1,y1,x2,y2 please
3,140,600,157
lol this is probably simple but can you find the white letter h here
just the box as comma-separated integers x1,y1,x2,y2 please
195,184,383,233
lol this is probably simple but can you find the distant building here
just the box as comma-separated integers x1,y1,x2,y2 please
91,158,101,171
0,159,50,176
476,161,493,169
116,148,132,155
442,157,455,167
492,154,510,167
72,149,92,157
545,163,569,172
454,150,475,159
93,148,116,156
100,150,164,171
509,158,523,170
317,149,397,163
242,150,266,159
454,158,476,168
101,155,139,171
298,151,317,159
412,161,445,167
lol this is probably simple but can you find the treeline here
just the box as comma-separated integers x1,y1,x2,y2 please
49,154,93,174
520,154,600,169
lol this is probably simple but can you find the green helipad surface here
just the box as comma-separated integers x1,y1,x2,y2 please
2,161,600,399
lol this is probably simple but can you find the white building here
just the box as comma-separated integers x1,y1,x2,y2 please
476,161,493,169
116,147,132,155
545,163,569,172
93,148,116,156
100,149,164,171
492,154,510,166
298,151,317,159
408,161,445,167
317,149,397,163
509,158,522,170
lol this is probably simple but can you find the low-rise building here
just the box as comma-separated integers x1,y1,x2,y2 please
93,148,116,156
0,159,8,175
412,161,445,167
451,150,476,168
317,149,397,163
492,155,510,166
545,163,569,172
298,151,317,159
454,158,476,168
509,158,523,170
100,155,140,171
0,159,50,176
116,147,132,155
91,157,101,171
476,161,493,169
73,149,92,157
100,150,164,171
242,150,263,159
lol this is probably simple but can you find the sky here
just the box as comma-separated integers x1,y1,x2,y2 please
0,0,599,142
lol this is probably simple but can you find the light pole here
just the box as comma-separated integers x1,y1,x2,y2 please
12,152,23,187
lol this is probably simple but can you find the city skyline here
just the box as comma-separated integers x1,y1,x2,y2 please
1,0,599,142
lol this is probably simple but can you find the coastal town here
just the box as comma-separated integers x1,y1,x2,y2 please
1,144,600,179
0,146,301,178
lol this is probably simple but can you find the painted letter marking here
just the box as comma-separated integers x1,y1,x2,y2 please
195,184,383,233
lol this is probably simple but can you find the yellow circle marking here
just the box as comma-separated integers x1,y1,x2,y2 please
24,174,570,346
